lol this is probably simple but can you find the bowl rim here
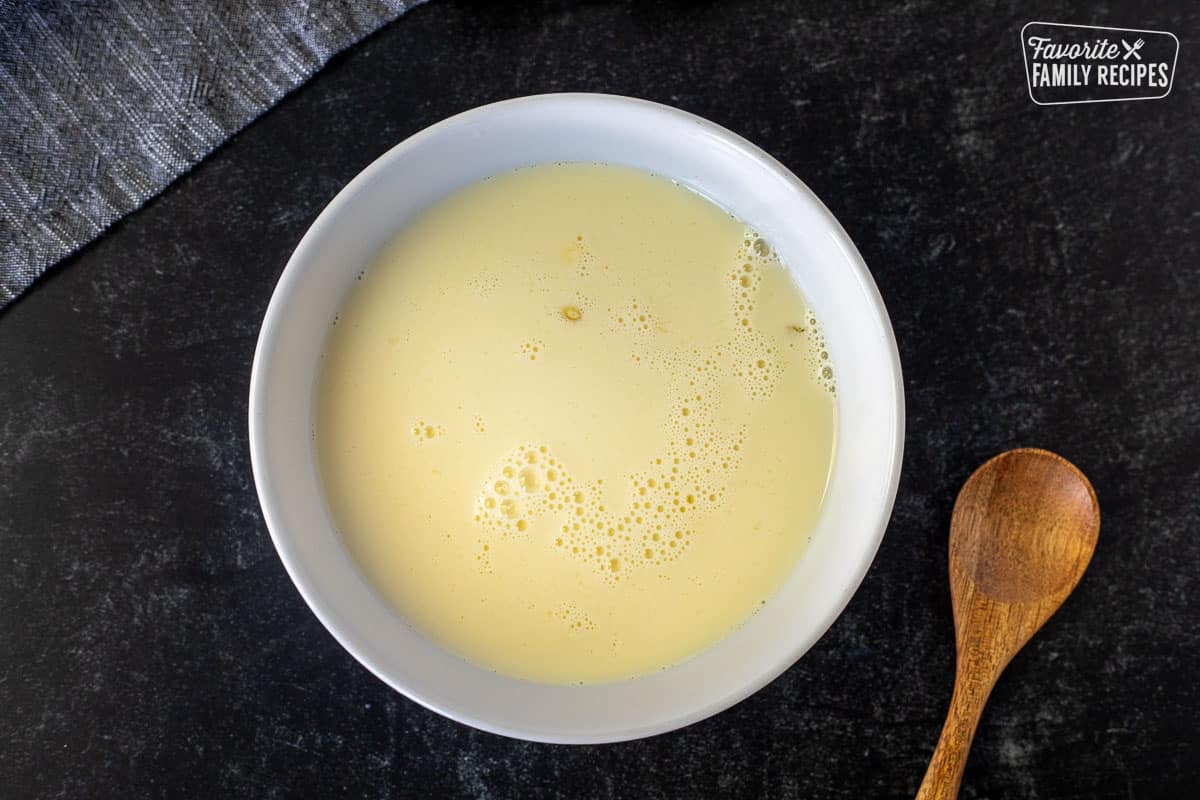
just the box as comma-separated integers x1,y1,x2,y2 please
249,92,905,743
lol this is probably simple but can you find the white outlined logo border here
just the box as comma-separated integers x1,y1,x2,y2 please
1021,20,1180,106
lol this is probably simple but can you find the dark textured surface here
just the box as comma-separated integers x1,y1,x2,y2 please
2,1,1198,797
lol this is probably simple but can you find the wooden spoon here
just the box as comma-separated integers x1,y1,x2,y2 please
915,448,1100,799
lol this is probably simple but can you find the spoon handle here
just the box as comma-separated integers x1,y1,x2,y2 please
914,654,999,800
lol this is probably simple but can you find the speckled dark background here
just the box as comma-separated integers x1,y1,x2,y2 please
2,1,1198,797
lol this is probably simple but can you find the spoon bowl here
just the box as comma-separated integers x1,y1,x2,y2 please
952,448,1099,606
916,448,1100,799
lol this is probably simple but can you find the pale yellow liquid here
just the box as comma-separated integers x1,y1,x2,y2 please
317,163,836,685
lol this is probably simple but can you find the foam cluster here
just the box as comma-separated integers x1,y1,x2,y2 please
562,234,598,278
465,271,500,297
472,428,744,585
551,602,596,633
409,419,444,443
469,229,833,585
610,299,660,335
471,358,747,585
730,235,836,395
518,339,545,361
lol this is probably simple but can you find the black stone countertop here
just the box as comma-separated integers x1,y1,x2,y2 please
2,1,1198,797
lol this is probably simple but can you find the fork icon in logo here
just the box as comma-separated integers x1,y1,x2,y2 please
1122,38,1145,60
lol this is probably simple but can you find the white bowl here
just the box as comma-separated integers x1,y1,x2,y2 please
249,94,903,743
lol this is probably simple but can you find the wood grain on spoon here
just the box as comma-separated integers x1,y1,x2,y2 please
916,448,1100,800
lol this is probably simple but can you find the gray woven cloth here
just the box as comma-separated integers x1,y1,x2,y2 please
0,0,426,309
